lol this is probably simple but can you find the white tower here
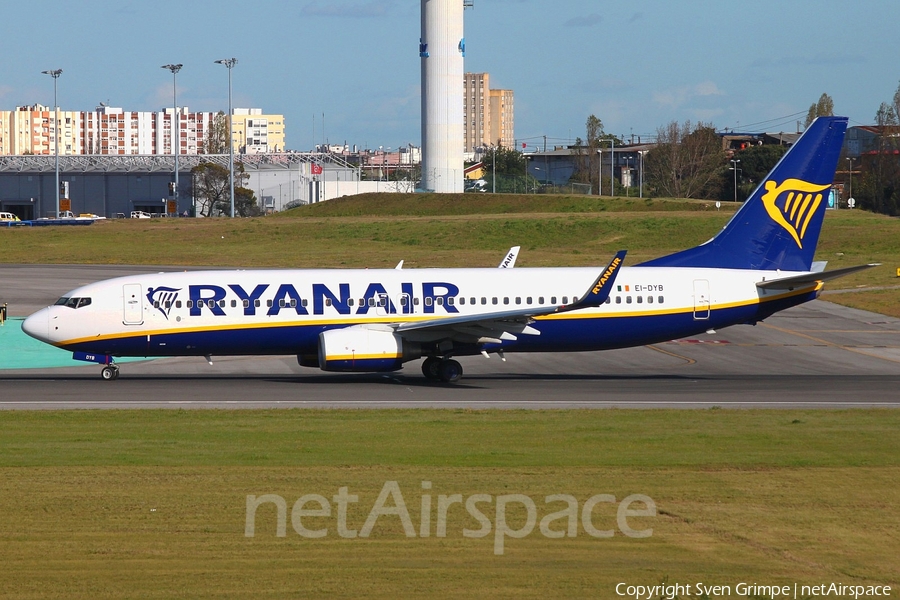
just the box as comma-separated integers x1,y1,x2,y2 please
420,0,466,193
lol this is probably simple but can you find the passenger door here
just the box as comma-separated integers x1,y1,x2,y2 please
123,284,144,325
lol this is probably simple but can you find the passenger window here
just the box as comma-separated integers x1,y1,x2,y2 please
470,297,476,305
551,296,557,304
164,301,171,309
369,298,376,307
637,296,643,304
626,296,632,304
503,297,509,305
348,299,355,307
400,296,408,307
658,296,664,304
527,297,532,304
515,297,521,305
187,300,194,309
279,299,286,308
153,301,160,308
231,300,237,308
414,298,420,306
448,297,454,305
436,297,444,306
492,297,498,305
481,297,487,305
218,300,225,308
425,297,433,306
605,297,611,304
562,296,568,304
290,299,297,308
615,297,621,304
176,300,182,309
325,298,332,307
243,299,250,308
459,297,465,305
539,296,544,304
647,296,653,304
267,299,273,308
302,299,308,307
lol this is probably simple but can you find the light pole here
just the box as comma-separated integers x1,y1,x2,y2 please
639,150,645,199
161,64,182,216
730,158,741,202
847,156,853,208
41,69,63,218
214,58,237,217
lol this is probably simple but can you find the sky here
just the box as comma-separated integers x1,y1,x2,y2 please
2,0,898,152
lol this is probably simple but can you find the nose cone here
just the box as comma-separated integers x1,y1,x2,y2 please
22,307,51,343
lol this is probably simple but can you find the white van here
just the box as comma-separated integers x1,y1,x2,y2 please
0,212,21,222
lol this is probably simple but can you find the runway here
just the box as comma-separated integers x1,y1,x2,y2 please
2,265,899,409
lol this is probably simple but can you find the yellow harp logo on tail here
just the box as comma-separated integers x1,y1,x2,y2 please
760,178,831,248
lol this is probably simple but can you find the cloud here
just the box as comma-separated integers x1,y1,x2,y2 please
653,81,724,108
750,52,866,69
301,1,394,18
563,13,602,27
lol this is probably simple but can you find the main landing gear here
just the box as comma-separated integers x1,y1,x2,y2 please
421,356,463,383
100,365,120,380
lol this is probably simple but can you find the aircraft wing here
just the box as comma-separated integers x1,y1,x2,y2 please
756,263,879,290
395,250,626,342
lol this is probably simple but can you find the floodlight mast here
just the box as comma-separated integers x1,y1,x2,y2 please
161,64,182,215
41,69,63,218
215,58,238,217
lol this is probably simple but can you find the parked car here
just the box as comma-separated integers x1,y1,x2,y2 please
130,211,151,219
0,212,21,222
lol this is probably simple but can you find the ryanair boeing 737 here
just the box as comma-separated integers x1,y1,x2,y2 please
22,117,875,382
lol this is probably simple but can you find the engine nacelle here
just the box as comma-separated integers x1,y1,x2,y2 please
318,326,421,372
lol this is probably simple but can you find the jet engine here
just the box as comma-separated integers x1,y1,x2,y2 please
317,325,421,372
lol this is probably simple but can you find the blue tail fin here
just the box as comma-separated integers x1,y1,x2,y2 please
638,116,847,271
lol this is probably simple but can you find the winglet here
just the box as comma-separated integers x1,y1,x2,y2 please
560,250,626,312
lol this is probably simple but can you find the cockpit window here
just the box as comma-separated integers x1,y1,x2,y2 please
56,297,92,309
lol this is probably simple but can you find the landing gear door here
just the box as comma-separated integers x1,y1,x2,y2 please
693,279,710,320
123,283,144,325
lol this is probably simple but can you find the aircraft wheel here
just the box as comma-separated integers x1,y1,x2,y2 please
101,366,118,381
438,359,463,383
422,357,442,380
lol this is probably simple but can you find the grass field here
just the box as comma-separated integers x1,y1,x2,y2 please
1,409,898,599
1,193,898,315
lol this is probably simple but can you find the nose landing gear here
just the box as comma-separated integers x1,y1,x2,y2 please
101,365,120,380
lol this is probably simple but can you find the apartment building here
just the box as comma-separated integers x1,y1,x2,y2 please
0,105,283,156
463,73,514,152
0,104,81,156
230,108,286,153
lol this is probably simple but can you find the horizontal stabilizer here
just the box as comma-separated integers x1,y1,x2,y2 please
756,263,880,290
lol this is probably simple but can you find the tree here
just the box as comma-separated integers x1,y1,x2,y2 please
644,121,725,199
805,93,834,128
857,98,900,215
724,144,788,201
204,111,229,154
192,160,250,216
232,187,261,217
571,114,620,193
